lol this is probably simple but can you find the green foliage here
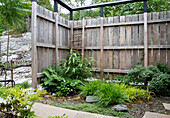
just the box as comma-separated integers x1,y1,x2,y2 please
80,80,151,106
37,0,53,11
51,102,127,117
124,87,151,101
156,62,170,74
42,65,82,97
0,0,31,27
48,114,68,118
0,18,6,36
116,63,170,96
95,0,170,17
16,81,32,89
59,49,94,81
96,83,129,106
80,80,103,97
118,65,161,86
0,87,46,117
64,0,170,20
148,73,170,96
0,83,2,87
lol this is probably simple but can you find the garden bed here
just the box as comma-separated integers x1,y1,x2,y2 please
40,96,170,118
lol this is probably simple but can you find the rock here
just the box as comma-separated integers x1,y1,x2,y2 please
44,95,51,98
112,104,128,112
0,32,32,85
1,55,18,63
2,30,13,36
0,67,32,85
85,96,99,103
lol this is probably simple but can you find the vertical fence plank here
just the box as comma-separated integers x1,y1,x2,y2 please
152,12,159,66
139,14,144,66
126,15,132,70
31,1,37,88
147,13,152,65
55,13,59,65
93,19,97,68
108,17,113,79
100,17,104,78
91,19,96,67
103,18,108,70
120,16,126,70
160,11,167,64
167,11,170,67
82,18,85,59
113,16,120,70
97,18,101,70
132,14,139,67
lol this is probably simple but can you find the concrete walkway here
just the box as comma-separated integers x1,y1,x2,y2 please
143,112,170,118
32,103,118,118
163,103,170,111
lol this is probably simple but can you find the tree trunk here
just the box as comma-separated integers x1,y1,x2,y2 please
4,17,10,87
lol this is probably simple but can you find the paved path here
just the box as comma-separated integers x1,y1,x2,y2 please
163,103,170,111
32,103,118,118
143,112,170,118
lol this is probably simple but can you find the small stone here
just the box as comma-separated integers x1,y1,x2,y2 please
112,104,128,112
85,96,99,103
44,95,51,98
73,97,81,101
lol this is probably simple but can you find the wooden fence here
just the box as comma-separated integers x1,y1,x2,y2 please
32,2,170,88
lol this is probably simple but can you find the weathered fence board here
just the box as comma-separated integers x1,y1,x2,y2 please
32,3,170,87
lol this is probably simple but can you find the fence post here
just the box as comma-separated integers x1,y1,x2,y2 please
54,12,59,66
100,17,104,79
144,1,148,68
31,0,38,88
70,21,74,47
82,18,85,59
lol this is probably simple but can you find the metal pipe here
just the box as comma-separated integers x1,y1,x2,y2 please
70,11,73,20
100,7,104,17
54,0,58,12
144,1,147,12
56,0,72,11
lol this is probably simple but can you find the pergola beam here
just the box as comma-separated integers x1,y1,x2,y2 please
56,0,72,11
72,0,145,11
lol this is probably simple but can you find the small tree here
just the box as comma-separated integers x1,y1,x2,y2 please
0,0,31,86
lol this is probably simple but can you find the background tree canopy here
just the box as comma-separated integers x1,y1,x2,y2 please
64,0,170,20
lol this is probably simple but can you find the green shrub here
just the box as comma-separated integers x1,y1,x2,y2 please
80,80,103,97
42,65,82,97
80,81,152,106
116,63,170,96
124,87,151,101
156,62,170,74
0,87,46,117
16,81,32,89
148,73,170,96
96,83,130,106
59,49,94,81
117,65,161,86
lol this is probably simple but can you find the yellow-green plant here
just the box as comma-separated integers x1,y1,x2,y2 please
0,87,46,117
48,114,68,118
125,87,152,101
